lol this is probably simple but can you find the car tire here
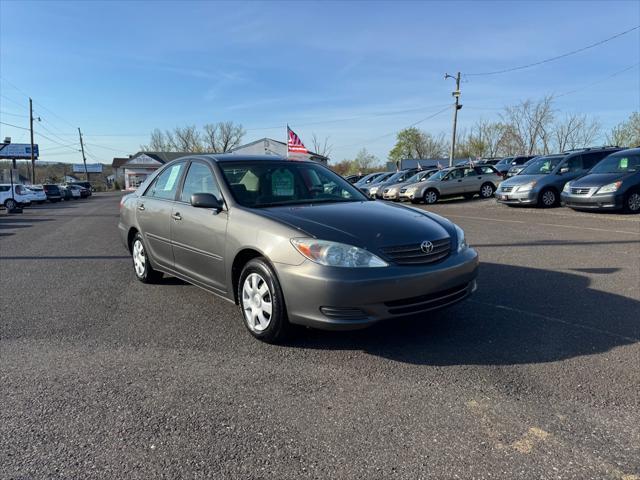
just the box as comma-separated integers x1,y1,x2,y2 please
479,183,495,199
238,258,289,343
131,233,163,283
423,189,439,205
4,198,17,210
624,189,640,213
538,188,558,208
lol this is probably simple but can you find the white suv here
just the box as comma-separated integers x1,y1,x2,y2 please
0,184,33,210
25,185,47,204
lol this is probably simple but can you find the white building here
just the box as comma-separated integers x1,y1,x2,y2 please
230,138,328,164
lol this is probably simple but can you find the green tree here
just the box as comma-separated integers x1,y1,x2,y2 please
607,112,640,147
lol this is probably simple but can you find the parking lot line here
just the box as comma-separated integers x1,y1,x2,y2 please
445,214,640,236
469,300,639,343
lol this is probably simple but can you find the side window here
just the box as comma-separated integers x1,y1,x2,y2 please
0,186,9,192
464,168,476,177
583,152,607,170
145,162,185,200
566,156,584,172
447,169,463,180
180,162,221,203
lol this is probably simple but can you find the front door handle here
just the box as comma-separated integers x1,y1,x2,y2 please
172,212,182,221
138,204,145,211
457,179,463,182
477,176,482,179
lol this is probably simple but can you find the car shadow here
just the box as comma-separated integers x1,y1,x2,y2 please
281,262,639,366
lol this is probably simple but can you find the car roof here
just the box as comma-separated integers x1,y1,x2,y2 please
189,154,310,163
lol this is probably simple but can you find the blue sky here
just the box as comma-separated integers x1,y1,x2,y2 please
1,0,639,165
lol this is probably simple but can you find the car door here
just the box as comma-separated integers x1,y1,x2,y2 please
559,155,585,183
441,168,465,195
171,161,228,293
136,161,186,270
461,167,483,192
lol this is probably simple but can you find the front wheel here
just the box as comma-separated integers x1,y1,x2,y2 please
238,258,289,343
479,183,495,199
538,188,558,208
4,198,17,210
423,189,439,205
624,190,640,213
131,233,163,283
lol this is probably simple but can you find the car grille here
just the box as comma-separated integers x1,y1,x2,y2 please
571,187,592,195
501,186,514,192
380,238,451,265
384,282,471,315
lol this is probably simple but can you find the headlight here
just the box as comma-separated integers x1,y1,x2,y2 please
597,181,622,194
454,224,468,252
516,181,537,192
562,182,572,193
291,238,388,268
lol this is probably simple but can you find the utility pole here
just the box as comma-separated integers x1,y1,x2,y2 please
29,98,35,183
445,72,462,167
78,127,89,182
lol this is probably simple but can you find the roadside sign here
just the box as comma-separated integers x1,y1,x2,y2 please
72,163,103,173
0,143,39,159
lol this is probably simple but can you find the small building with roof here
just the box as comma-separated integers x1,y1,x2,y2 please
230,138,329,164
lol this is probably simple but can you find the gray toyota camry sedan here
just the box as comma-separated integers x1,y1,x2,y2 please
119,155,478,343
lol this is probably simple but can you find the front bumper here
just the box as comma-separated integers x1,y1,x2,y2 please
382,191,400,200
275,247,479,330
495,189,537,205
561,192,623,210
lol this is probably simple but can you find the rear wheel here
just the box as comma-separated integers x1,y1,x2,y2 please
423,189,439,205
131,233,163,283
238,258,289,343
538,188,558,208
479,183,495,199
4,198,17,210
624,190,640,213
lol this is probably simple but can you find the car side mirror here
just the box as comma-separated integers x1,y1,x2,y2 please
191,192,223,211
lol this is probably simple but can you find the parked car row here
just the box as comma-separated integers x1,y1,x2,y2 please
345,146,640,213
1,182,92,210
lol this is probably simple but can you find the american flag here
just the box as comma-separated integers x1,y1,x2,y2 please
287,126,308,155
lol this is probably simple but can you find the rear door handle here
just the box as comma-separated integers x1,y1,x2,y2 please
172,212,182,221
138,204,145,211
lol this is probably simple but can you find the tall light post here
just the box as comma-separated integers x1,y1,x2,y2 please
445,72,463,167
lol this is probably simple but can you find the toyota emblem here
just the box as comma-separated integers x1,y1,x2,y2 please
420,240,434,254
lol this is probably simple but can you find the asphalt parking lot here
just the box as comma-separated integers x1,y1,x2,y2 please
1,193,639,480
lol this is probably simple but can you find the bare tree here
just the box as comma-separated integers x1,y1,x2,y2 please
353,148,380,172
311,133,333,158
553,114,601,152
203,121,245,153
606,112,640,147
501,97,555,155
172,125,203,152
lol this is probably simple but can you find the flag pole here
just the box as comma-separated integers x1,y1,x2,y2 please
286,124,289,159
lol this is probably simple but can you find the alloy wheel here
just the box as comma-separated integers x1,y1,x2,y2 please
132,239,146,277
481,184,494,198
424,191,438,204
5,199,17,210
542,190,556,206
242,273,273,333
628,192,640,212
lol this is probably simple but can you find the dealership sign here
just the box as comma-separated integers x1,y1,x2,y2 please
73,163,103,173
0,143,39,159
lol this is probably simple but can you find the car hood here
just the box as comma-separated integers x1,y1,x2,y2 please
570,172,635,187
383,182,407,190
258,201,452,248
501,174,546,186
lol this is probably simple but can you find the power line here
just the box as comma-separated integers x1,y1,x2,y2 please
85,142,130,153
336,105,452,149
0,110,29,118
0,120,30,131
555,62,640,98
465,25,639,76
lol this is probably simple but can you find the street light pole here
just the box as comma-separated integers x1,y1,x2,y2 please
29,98,35,183
445,72,462,167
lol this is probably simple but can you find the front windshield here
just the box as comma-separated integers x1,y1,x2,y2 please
355,172,381,185
520,156,564,175
220,161,368,208
371,172,394,184
428,169,448,181
590,154,640,174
